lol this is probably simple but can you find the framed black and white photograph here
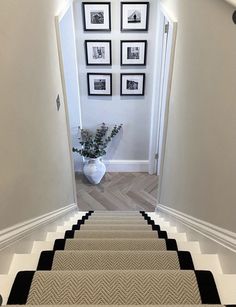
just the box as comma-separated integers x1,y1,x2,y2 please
87,73,112,96
85,40,112,65
121,2,149,31
82,2,111,31
121,40,147,66
121,73,145,96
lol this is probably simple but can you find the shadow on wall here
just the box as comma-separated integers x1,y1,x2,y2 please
105,127,124,160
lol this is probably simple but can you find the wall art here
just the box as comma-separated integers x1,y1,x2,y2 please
121,40,147,66
85,40,112,65
120,73,145,96
87,73,112,96
82,2,111,31
121,2,149,31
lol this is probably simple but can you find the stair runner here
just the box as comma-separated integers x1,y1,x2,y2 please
6,211,224,306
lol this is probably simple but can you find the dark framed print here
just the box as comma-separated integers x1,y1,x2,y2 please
121,73,145,96
121,2,149,31
121,40,147,66
87,73,112,96
85,40,112,66
82,2,111,31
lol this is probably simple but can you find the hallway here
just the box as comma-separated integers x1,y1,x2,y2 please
76,172,158,212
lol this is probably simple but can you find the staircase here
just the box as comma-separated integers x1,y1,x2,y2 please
1,210,236,306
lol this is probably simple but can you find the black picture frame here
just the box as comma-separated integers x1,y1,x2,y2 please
120,73,145,96
121,40,147,66
85,40,112,66
82,2,111,31
87,73,112,96
121,2,149,32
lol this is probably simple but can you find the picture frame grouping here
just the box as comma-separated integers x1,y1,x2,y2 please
84,40,148,66
82,2,149,97
87,73,145,97
82,2,150,32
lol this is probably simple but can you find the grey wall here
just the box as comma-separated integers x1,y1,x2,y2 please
74,0,158,161
0,0,75,230
160,0,236,232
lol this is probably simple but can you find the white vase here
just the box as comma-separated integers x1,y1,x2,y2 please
83,158,106,184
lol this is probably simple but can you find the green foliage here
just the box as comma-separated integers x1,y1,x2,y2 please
72,123,123,159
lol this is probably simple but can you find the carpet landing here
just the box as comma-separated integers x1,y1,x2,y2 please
7,211,222,306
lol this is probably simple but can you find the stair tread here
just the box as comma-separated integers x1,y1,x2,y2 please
64,238,168,251
74,230,158,238
50,250,183,271
9,270,207,305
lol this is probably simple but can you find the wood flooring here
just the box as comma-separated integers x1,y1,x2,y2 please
75,172,158,212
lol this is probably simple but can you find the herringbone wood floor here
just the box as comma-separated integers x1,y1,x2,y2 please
76,173,158,212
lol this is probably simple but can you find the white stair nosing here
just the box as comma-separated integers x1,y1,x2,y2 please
0,274,15,305
177,241,201,254
8,253,40,275
31,241,54,253
213,273,236,304
191,253,223,274
46,231,65,241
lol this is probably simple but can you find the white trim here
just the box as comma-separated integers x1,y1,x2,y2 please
104,160,149,172
0,204,77,251
157,204,236,253
55,4,79,204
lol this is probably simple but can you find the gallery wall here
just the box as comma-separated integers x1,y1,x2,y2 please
0,0,75,230
159,0,236,232
74,0,158,169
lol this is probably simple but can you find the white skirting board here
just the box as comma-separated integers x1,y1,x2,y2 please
0,203,77,251
75,160,149,173
105,160,149,172
157,204,236,253
157,204,236,273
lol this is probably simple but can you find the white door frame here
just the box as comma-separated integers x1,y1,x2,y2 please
55,1,81,205
148,3,177,201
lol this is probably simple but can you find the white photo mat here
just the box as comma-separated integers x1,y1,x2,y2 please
121,3,148,30
88,74,112,95
121,41,146,65
86,41,111,65
83,3,110,30
121,74,145,95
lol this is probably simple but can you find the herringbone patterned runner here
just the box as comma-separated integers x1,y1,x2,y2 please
80,224,152,231
64,238,167,251
52,251,180,271
74,230,158,239
27,270,201,305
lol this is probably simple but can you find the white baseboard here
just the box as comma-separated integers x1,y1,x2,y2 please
104,160,149,172
76,160,149,173
157,204,236,253
0,203,77,250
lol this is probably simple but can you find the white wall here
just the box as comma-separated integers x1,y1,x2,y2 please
0,0,75,230
159,0,236,232
74,0,158,163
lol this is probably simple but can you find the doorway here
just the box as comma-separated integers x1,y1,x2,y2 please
55,2,83,204
149,4,177,202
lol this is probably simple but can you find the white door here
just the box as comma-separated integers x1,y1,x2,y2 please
156,16,170,175
149,4,177,202
55,3,82,204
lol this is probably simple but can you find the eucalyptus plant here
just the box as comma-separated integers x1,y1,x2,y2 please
72,123,123,159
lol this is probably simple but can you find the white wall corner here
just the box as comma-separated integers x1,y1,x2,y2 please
104,160,149,172
0,203,77,251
